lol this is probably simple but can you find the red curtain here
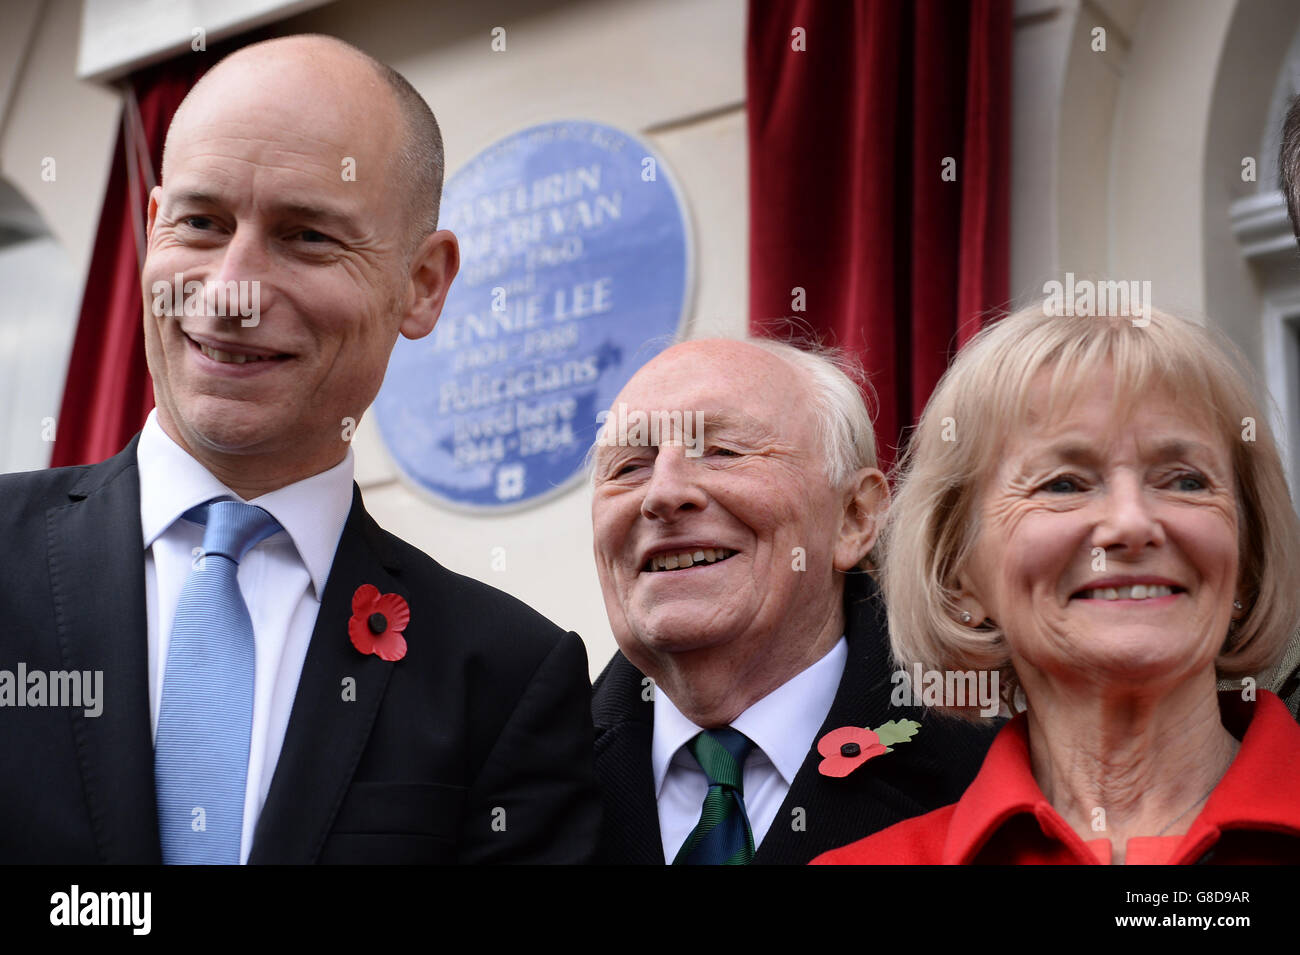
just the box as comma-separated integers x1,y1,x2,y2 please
51,40,255,467
747,0,1011,473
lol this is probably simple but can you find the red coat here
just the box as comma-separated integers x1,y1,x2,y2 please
812,690,1300,864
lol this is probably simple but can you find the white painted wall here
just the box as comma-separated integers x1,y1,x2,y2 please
0,236,80,471
0,0,120,474
1,0,120,281
1012,0,1300,488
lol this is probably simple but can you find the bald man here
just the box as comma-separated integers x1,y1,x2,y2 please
0,35,600,864
589,339,998,864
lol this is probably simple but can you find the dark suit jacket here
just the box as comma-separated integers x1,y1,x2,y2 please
591,572,1000,864
0,436,601,863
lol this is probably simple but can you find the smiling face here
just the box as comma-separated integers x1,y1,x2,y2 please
141,40,454,488
956,369,1240,693
591,341,880,689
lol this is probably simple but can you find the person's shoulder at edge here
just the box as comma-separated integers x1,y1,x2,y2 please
0,451,127,498
0,448,137,544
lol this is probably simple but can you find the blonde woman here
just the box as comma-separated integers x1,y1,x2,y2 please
815,303,1300,865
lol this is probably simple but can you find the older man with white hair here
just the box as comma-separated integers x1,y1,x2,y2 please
589,337,998,864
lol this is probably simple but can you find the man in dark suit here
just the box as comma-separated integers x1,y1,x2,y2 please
589,339,998,864
0,34,599,863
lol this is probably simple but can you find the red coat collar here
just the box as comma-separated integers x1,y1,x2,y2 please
942,689,1300,864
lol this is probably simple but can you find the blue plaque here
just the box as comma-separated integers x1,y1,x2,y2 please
374,120,692,511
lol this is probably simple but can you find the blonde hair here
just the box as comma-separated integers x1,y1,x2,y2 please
883,301,1300,718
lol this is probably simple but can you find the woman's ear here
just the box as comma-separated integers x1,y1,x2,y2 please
951,570,993,627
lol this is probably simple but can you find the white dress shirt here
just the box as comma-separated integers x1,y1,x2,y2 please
652,636,848,862
137,409,355,863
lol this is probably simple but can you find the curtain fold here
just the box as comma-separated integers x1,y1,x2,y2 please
747,0,1011,472
51,41,253,467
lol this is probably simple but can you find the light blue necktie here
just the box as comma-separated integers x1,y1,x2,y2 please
155,499,281,864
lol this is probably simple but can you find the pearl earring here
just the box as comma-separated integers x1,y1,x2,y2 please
960,611,973,624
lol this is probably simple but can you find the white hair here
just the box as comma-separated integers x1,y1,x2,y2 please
740,337,879,486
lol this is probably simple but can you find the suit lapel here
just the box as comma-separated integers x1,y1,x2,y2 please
249,484,402,863
756,573,897,864
46,436,162,863
592,654,665,864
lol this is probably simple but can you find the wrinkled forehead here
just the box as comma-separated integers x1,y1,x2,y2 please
610,343,819,439
1017,356,1221,434
988,363,1234,482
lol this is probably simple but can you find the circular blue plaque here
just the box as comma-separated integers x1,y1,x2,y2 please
374,120,692,511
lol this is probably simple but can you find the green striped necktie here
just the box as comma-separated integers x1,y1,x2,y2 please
673,727,757,865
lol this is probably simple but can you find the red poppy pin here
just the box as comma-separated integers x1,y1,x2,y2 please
348,584,410,662
816,720,921,778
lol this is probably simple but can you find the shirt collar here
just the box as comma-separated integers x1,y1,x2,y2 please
651,637,848,794
942,689,1300,864
651,692,703,796
137,409,355,600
